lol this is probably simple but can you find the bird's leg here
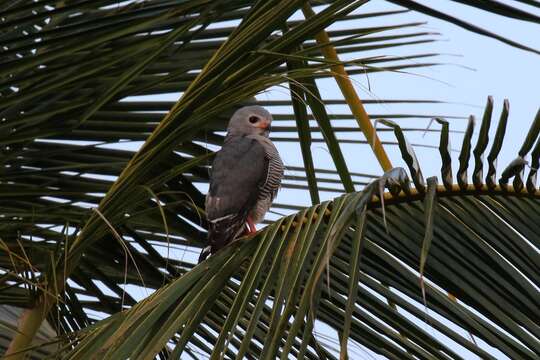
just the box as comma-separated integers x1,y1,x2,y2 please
246,215,257,234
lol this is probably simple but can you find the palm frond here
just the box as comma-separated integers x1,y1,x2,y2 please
55,98,540,359
1,1,540,359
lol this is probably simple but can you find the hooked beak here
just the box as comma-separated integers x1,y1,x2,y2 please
255,119,271,131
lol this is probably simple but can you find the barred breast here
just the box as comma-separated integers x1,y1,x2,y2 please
247,135,284,223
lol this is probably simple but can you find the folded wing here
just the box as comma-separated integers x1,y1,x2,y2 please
201,136,268,261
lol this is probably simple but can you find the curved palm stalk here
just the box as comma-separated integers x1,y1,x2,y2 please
434,117,452,190
472,96,493,189
486,100,509,189
379,119,425,192
457,116,475,190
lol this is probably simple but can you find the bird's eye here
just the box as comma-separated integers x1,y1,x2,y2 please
248,116,259,124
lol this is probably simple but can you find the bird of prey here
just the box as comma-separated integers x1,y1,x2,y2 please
199,106,283,262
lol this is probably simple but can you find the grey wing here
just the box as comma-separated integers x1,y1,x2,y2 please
204,136,268,257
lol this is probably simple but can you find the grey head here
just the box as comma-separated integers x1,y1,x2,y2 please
226,105,273,137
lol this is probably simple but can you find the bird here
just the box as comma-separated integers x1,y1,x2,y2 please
198,105,284,263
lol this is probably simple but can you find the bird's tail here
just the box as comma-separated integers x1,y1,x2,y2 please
198,214,246,263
